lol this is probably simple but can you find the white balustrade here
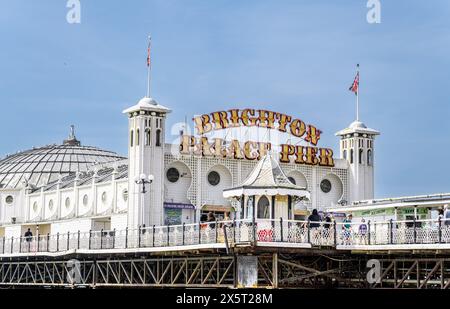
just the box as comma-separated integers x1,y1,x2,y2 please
1,218,450,255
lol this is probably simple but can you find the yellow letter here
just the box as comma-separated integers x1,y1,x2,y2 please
229,139,244,159
200,137,214,156
258,142,272,159
193,114,213,135
228,109,241,128
305,125,321,146
241,109,258,126
304,146,319,165
279,144,295,163
295,146,306,164
319,148,335,167
244,141,258,160
258,110,278,129
179,135,195,154
211,111,230,130
290,119,306,138
276,113,292,132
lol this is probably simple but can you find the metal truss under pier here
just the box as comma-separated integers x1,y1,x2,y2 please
2,249,450,289
0,247,365,289
370,258,450,289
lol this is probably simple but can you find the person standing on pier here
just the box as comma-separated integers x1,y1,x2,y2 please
24,228,33,242
444,205,450,226
342,214,353,245
308,209,321,228
207,212,216,229
323,215,333,244
358,218,368,244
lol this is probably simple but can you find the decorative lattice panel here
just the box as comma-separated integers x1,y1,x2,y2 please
165,153,349,213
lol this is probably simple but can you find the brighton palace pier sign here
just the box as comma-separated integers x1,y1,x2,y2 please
180,109,335,167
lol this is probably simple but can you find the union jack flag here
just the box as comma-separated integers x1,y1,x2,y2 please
349,65,359,95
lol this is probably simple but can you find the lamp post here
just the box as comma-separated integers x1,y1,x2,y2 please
135,173,154,227
135,173,154,194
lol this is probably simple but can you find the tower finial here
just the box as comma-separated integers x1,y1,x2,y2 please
63,124,81,146
69,124,75,139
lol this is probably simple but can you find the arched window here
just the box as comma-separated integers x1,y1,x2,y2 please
359,149,363,164
156,129,162,147
343,150,347,160
145,129,151,146
350,149,354,164
367,150,373,166
130,130,134,147
136,129,140,146
257,196,270,219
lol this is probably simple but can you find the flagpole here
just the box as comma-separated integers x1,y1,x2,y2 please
356,64,360,121
147,36,152,98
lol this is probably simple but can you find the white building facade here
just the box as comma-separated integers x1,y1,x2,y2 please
0,95,380,239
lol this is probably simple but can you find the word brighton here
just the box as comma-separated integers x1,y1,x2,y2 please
179,136,335,167
193,109,322,145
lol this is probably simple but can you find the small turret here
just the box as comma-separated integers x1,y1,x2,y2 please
63,125,81,146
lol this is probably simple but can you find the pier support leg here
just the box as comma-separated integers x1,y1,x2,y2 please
272,253,278,288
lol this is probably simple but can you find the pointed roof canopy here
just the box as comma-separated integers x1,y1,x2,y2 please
223,154,310,200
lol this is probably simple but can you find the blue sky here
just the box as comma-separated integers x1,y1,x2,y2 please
0,0,450,198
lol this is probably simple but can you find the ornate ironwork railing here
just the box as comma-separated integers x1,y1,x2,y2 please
2,218,450,255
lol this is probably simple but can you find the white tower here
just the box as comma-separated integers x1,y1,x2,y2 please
123,97,171,229
335,120,380,203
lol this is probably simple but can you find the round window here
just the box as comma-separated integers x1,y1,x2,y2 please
5,195,13,204
48,199,54,211
288,177,296,185
122,189,128,202
207,171,221,186
320,179,332,193
166,167,180,183
101,192,107,203
33,202,38,212
83,195,88,206
65,197,71,208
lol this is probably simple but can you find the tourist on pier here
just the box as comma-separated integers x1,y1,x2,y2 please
200,214,208,229
207,212,216,229
308,209,321,228
444,205,450,226
437,209,444,228
342,214,352,244
24,228,33,242
221,212,231,227
322,215,333,244
359,218,368,244
324,215,332,229
307,209,321,244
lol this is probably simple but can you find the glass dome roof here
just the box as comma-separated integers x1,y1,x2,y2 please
0,141,125,189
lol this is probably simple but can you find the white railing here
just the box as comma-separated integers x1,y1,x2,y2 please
335,218,450,246
2,218,450,255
